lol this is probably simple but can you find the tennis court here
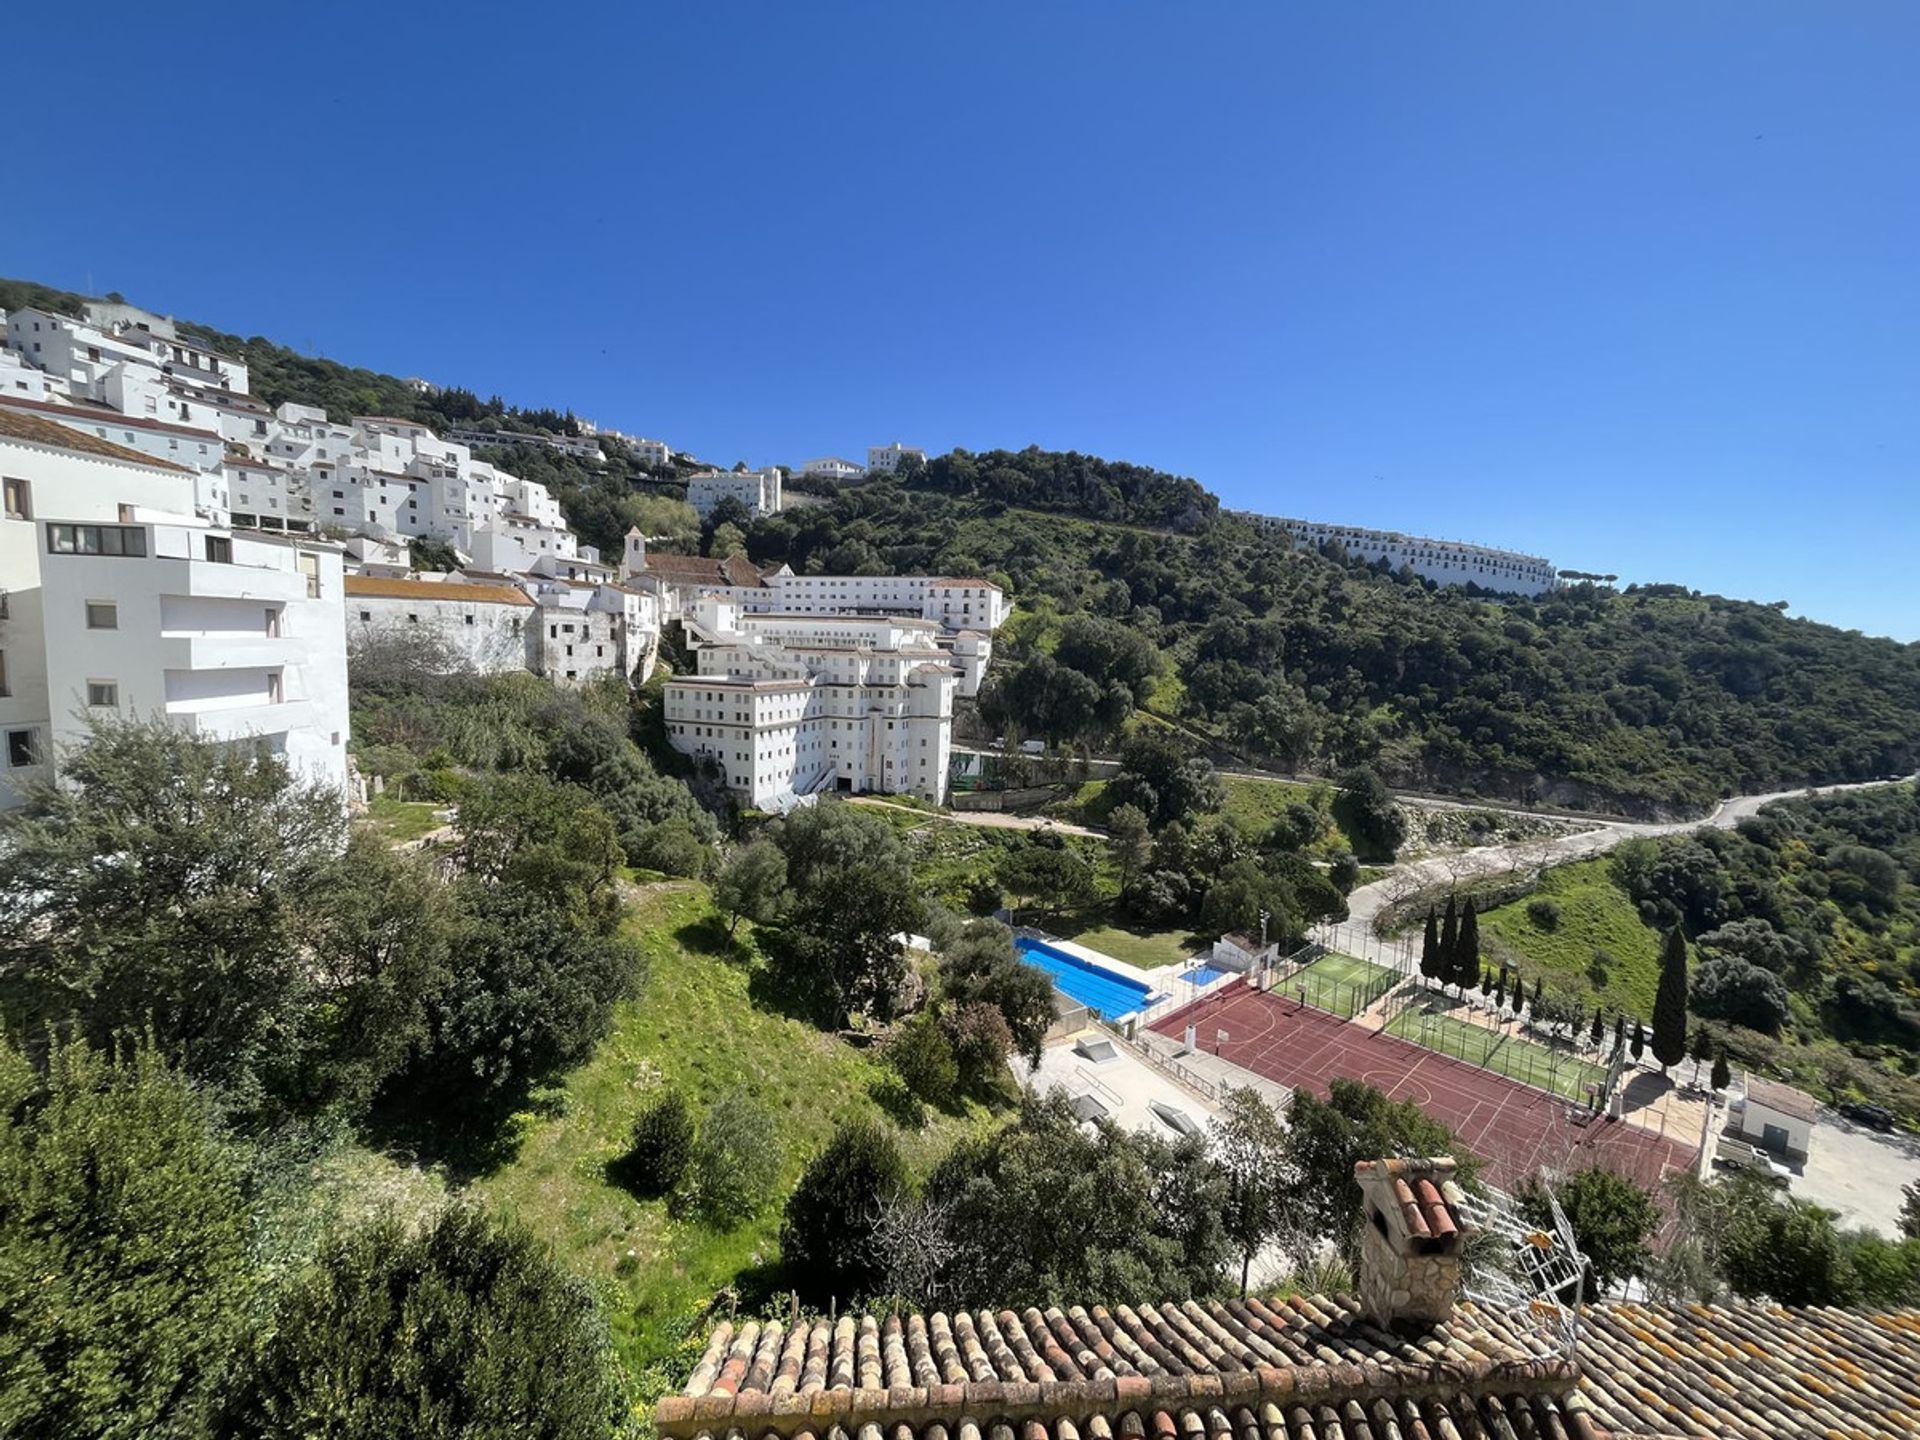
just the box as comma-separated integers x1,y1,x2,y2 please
1278,951,1401,1020
1152,980,1691,1193
1384,1003,1610,1104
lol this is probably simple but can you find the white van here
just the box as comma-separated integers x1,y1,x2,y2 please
1714,1135,1792,1185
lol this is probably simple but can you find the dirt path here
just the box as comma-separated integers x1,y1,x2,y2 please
848,795,1103,838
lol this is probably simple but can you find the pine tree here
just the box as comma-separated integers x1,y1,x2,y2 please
1420,908,1440,983
1437,897,1458,990
1710,1049,1730,1093
1651,926,1689,1074
1453,899,1481,993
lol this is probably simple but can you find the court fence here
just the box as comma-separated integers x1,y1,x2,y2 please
1380,988,1616,1106
1260,948,1399,1022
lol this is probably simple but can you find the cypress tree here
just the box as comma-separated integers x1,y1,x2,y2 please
1710,1049,1730,1093
1589,1009,1605,1046
1510,973,1526,1018
1630,1020,1645,1061
1531,977,1544,1011
1437,897,1458,990
1613,1013,1626,1052
1651,926,1689,1074
1453,899,1480,992
1688,1026,1713,1083
1492,968,1507,1010
1420,908,1440,983
1479,966,1493,997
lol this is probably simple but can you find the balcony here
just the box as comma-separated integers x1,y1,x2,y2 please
172,699,311,741
148,556,309,603
158,634,296,670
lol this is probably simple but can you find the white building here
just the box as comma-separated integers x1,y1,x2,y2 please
0,397,225,476
1,408,348,811
686,468,782,521
1233,512,1558,596
1735,1073,1816,1161
344,574,536,675
797,456,865,482
664,596,958,811
867,442,927,475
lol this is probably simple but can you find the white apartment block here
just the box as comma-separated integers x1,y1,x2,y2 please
618,532,1003,695
866,442,926,475
445,426,604,463
1,409,348,812
1234,512,1558,596
664,596,957,811
686,467,782,521
797,456,865,482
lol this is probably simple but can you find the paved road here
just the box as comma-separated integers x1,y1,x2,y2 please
1330,773,1916,952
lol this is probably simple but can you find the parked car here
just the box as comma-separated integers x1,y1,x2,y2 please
1714,1136,1792,1185
1839,1101,1895,1132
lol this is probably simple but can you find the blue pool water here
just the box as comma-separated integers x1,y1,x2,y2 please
1014,937,1154,1018
1181,963,1232,986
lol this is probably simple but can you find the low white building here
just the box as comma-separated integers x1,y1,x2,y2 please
0,396,225,475
1233,512,1558,596
344,573,535,674
686,467,782,521
664,596,957,810
867,442,926,475
797,456,865,482
1,408,348,810
1736,1073,1816,1161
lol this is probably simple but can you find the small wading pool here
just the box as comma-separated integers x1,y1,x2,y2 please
1014,937,1155,1018
1179,962,1233,987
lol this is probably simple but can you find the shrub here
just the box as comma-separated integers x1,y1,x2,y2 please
1526,898,1562,931
677,1087,779,1228
619,1090,694,1196
885,1014,960,1108
221,1205,620,1438
780,1118,908,1306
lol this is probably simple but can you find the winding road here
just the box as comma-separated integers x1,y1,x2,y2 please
1328,773,1917,956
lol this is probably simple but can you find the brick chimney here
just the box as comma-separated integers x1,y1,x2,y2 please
1353,1157,1471,1332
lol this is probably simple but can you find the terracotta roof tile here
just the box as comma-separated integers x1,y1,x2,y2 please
345,575,532,607
1742,1074,1818,1123
664,1295,1920,1440
0,405,194,471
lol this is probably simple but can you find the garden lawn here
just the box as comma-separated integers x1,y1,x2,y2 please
1059,919,1205,971
360,794,443,844
1479,859,1663,1020
471,883,991,1392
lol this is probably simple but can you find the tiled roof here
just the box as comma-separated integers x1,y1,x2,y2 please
659,1297,1597,1440
344,575,532,607
0,394,219,439
1741,1074,1818,1122
0,406,192,470
1577,1301,1920,1438
640,553,772,587
929,576,1000,589
662,1298,1920,1440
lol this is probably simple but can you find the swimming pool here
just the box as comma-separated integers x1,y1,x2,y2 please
1180,962,1233,987
1014,937,1155,1018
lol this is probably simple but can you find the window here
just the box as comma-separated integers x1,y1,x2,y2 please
264,607,282,637
85,601,118,630
204,535,233,563
267,671,283,704
6,729,35,768
0,649,7,697
298,553,320,597
47,524,146,557
464,614,475,626
3,477,29,520
87,681,119,708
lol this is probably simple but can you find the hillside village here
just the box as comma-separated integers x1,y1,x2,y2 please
4,281,1920,1440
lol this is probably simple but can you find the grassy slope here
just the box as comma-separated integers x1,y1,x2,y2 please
1478,859,1663,1018
359,795,443,844
333,883,992,1406
1060,922,1204,971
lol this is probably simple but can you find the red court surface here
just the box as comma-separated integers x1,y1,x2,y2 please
1153,980,1694,1192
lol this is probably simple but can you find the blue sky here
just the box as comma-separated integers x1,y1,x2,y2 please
11,3,1918,638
